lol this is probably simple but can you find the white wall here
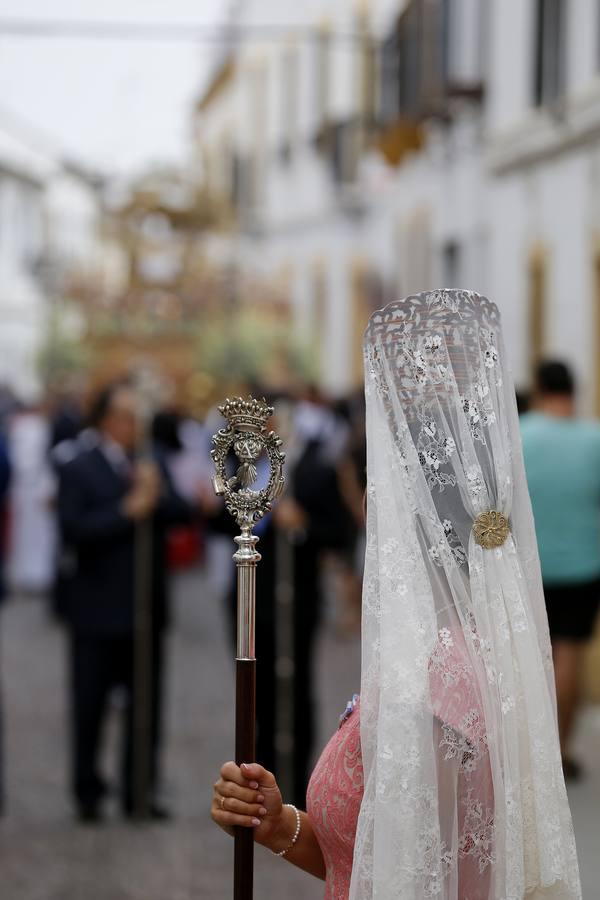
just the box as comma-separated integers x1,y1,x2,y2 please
0,168,47,400
195,0,600,405
487,0,535,134
0,130,109,399
45,172,100,271
487,0,600,404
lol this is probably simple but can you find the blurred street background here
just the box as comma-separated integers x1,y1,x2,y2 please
0,557,361,900
0,1,599,897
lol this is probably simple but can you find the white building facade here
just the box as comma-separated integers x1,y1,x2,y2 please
195,0,600,408
0,129,49,400
0,125,113,401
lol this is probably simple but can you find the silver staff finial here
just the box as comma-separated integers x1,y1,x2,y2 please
211,396,285,531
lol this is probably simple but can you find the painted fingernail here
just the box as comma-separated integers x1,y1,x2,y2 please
258,807,267,816
252,818,261,826
249,781,259,789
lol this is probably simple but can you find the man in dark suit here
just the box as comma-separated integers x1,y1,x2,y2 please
0,430,10,814
0,429,11,603
58,382,190,822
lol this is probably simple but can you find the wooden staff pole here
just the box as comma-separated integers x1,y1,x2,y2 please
131,364,167,820
211,397,285,900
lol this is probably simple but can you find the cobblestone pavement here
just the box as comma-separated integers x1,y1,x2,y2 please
0,542,598,899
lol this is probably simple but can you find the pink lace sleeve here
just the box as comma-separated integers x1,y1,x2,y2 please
306,702,364,900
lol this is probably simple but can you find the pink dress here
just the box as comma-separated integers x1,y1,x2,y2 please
305,629,494,899
306,701,364,900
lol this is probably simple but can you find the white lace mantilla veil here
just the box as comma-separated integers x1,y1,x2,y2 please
349,290,581,900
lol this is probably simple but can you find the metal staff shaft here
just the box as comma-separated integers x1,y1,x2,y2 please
211,396,285,900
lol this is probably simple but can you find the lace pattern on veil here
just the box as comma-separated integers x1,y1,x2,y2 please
349,290,581,900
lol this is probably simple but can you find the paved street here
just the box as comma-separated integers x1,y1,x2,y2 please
0,541,598,899
0,543,361,900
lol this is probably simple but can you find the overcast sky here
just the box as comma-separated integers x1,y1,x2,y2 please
0,1,226,177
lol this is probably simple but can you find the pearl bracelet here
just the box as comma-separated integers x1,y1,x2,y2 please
273,804,301,857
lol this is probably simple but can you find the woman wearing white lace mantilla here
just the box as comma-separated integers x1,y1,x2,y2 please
212,290,581,900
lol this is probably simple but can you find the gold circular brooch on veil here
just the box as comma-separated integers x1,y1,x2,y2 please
473,510,510,549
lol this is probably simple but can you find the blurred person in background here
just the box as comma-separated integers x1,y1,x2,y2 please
332,391,366,634
48,391,91,621
50,391,85,450
49,394,98,622
521,360,600,779
277,390,352,798
0,426,11,606
57,382,191,822
515,389,531,416
152,409,206,570
160,413,213,506
7,400,57,595
0,385,18,430
0,426,10,814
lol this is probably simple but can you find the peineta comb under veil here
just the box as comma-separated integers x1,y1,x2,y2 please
350,291,581,900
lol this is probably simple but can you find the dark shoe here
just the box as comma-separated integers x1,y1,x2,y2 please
149,802,172,822
123,802,173,823
77,801,103,824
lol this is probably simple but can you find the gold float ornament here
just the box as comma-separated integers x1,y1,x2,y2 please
473,510,510,549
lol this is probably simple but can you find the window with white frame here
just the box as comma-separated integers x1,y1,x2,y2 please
313,26,330,132
533,0,566,107
356,10,376,129
280,45,299,163
442,240,461,288
250,62,268,208
378,0,459,124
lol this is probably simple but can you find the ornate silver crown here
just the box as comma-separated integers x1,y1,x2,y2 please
211,395,285,531
218,396,273,431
